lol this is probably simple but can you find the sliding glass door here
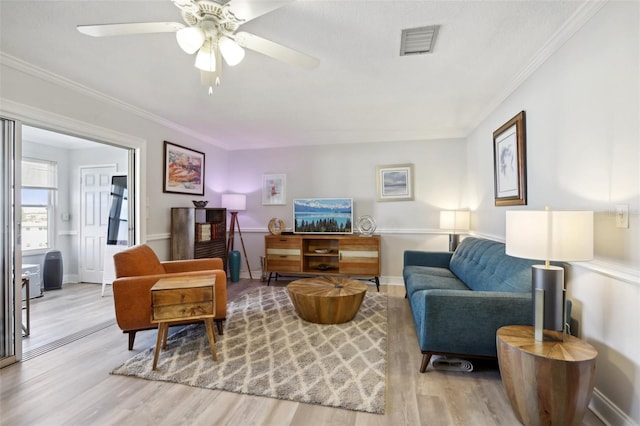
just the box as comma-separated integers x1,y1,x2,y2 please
1,117,21,367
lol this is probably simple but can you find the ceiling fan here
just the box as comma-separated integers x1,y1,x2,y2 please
77,0,320,93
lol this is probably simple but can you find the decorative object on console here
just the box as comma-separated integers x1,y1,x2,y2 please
262,174,286,205
163,141,205,195
493,111,526,206
376,163,414,202
221,193,252,279
506,207,593,341
439,210,470,251
357,215,377,236
192,200,208,208
267,218,285,235
293,198,353,234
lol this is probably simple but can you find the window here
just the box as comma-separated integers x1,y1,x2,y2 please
22,159,57,252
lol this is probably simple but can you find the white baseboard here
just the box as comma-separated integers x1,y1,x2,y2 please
590,388,638,426
63,274,79,284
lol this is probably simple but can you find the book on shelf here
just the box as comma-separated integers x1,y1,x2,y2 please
196,223,211,242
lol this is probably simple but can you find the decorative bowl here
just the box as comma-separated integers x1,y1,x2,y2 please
192,200,208,208
314,249,330,254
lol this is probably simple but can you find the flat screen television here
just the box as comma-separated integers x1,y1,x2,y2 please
293,198,353,234
106,175,128,245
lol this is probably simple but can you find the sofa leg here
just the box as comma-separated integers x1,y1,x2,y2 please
128,331,137,350
215,319,225,335
420,353,433,373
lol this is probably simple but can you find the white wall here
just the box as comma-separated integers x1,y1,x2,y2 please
466,2,639,424
224,139,468,281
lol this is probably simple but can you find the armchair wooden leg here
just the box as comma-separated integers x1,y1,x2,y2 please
420,353,433,373
128,331,137,350
215,319,225,335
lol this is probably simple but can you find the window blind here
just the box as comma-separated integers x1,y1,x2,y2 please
22,158,57,189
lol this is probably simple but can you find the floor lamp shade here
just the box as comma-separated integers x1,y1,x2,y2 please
506,209,593,340
221,194,246,212
440,211,470,251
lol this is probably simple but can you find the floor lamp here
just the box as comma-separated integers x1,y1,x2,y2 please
440,210,470,251
505,208,593,341
221,194,253,279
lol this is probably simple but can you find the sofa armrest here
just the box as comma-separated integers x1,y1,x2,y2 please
404,250,453,268
412,289,532,357
162,258,223,273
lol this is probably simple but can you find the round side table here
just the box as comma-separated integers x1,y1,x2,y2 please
496,325,597,426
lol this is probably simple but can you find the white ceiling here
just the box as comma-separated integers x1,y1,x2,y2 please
1,1,597,151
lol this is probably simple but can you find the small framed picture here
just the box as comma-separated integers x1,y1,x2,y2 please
262,174,286,205
163,141,205,196
493,111,527,206
376,164,414,202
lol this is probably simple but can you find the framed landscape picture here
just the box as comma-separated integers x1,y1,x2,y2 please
262,173,286,205
493,111,527,206
163,141,205,195
376,164,414,201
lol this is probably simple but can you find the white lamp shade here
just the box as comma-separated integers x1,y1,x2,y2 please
195,39,216,72
506,210,593,261
221,194,246,212
439,210,470,232
176,27,205,54
219,36,245,66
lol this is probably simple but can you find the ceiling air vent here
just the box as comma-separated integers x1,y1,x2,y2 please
400,25,439,56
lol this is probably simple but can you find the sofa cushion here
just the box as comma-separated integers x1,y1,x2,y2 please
404,266,469,297
449,237,536,293
113,244,166,278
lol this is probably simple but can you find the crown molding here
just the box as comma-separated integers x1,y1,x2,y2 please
0,52,226,150
475,0,608,128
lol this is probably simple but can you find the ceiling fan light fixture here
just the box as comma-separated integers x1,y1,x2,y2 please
219,36,245,66
195,39,216,72
176,27,205,54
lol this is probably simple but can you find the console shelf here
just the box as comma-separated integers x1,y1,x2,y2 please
264,234,381,290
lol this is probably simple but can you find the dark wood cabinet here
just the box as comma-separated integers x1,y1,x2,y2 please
171,208,227,268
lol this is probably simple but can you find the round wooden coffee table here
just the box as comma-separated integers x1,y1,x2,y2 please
287,276,368,324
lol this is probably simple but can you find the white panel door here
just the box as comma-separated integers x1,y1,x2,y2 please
80,165,115,283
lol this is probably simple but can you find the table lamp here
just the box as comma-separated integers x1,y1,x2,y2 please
505,208,593,341
440,210,470,251
221,193,252,279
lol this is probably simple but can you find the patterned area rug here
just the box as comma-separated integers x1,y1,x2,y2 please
112,285,388,414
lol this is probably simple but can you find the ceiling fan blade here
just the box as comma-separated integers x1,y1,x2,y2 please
226,0,295,23
77,22,184,37
234,31,319,69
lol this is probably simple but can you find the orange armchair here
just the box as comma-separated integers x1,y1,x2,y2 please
112,244,227,350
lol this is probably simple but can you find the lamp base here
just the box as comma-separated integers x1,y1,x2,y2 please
449,234,460,252
532,265,564,341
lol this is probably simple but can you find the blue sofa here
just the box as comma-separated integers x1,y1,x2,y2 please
403,237,537,372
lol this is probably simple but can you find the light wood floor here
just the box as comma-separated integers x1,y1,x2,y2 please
3,279,604,426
